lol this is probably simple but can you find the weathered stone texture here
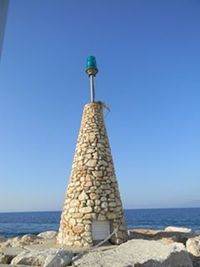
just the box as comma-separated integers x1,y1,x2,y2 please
73,239,193,267
57,102,128,247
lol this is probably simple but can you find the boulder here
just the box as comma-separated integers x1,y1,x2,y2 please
186,236,200,257
5,236,21,248
128,228,194,244
186,236,200,267
164,227,196,244
0,237,7,243
44,250,73,267
11,250,45,266
0,247,26,265
1,247,26,259
129,229,161,236
0,265,39,267
1,235,42,248
0,241,9,249
73,239,193,267
37,231,57,240
11,248,73,267
0,253,12,264
20,235,43,245
164,226,192,233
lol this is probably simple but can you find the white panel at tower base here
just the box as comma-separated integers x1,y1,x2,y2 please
92,220,110,241
57,102,128,247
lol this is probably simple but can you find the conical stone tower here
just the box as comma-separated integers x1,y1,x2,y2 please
57,57,128,247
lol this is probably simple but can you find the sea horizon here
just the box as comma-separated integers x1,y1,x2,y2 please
0,208,200,237
0,206,200,214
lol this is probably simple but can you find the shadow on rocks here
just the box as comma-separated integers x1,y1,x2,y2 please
188,253,200,267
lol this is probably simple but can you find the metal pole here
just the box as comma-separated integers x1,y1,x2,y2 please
90,75,95,102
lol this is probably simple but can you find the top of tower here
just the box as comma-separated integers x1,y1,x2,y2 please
85,56,98,76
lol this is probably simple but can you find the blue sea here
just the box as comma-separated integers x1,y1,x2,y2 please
0,208,200,237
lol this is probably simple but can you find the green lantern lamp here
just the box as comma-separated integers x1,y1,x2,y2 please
85,56,98,102
86,56,98,76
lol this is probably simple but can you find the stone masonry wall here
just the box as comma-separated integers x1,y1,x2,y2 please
57,102,128,247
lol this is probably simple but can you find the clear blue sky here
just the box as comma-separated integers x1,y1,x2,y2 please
0,0,200,212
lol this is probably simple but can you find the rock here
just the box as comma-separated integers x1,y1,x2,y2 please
78,191,89,201
2,235,43,248
84,181,92,187
164,227,195,243
160,237,177,244
129,228,196,244
93,171,103,177
8,237,22,247
0,237,6,243
108,202,116,207
11,249,44,266
73,224,84,234
128,229,176,243
69,218,76,226
97,214,106,221
89,193,98,200
74,239,193,267
186,236,200,256
0,242,9,249
0,238,19,249
0,253,12,264
44,250,73,267
68,208,76,213
164,226,192,233
186,236,200,267
107,212,117,219
74,213,84,219
87,200,94,206
11,249,73,267
0,247,26,263
70,199,79,207
129,229,161,236
79,207,93,214
20,234,42,245
86,159,97,167
38,231,57,240
0,265,39,267
94,206,101,213
101,202,108,209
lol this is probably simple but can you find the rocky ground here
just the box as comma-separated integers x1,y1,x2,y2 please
0,227,200,267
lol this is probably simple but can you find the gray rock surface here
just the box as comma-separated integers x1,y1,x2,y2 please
44,249,73,267
1,247,26,257
73,239,193,267
11,248,73,267
0,229,196,266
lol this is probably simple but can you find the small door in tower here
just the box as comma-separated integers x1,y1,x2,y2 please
92,220,110,241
